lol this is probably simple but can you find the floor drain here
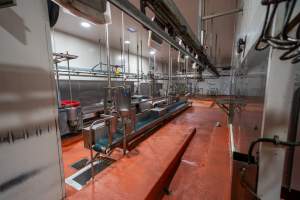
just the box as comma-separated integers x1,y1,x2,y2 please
70,158,88,170
66,158,115,190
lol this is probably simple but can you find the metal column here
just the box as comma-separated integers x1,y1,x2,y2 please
136,36,139,94
140,39,143,79
121,12,125,84
105,24,112,106
167,45,171,97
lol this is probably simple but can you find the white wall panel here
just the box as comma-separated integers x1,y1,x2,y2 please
52,30,152,74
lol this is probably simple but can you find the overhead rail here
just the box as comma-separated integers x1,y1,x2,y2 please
140,0,219,77
202,8,243,20
107,0,220,77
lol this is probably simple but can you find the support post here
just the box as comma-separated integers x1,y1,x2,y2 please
105,24,111,103
136,36,139,94
121,12,125,84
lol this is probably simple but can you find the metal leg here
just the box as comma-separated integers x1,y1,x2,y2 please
123,118,127,155
89,131,95,180
90,147,95,180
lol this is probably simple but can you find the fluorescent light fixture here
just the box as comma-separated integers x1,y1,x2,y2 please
127,27,136,33
81,22,91,28
124,40,131,44
149,50,156,55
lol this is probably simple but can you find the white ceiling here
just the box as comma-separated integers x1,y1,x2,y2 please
53,0,200,64
53,0,237,71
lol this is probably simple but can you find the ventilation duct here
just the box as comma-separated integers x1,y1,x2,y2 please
53,0,111,24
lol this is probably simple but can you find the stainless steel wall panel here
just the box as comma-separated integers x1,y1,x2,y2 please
59,80,134,107
0,1,64,199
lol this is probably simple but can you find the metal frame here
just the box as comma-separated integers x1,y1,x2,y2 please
53,52,78,107
215,98,244,123
107,0,219,77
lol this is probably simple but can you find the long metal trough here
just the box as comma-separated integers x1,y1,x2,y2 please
90,100,191,154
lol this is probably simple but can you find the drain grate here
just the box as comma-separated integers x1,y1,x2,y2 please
66,158,115,190
70,158,88,170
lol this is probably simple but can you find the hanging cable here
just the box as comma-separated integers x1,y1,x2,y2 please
255,0,300,63
239,135,300,199
247,135,300,164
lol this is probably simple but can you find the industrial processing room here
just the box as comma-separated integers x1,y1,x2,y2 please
0,0,300,200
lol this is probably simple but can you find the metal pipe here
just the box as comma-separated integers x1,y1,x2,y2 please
153,54,156,97
170,48,173,93
127,45,130,74
56,73,168,80
91,63,126,73
105,24,111,101
121,12,125,84
122,118,127,155
202,8,243,20
55,68,214,80
90,139,94,180
167,45,171,96
107,0,219,77
198,0,204,41
66,51,73,102
215,34,218,64
185,56,188,92
55,62,61,107
140,39,143,79
99,39,102,71
91,41,102,71
136,35,139,94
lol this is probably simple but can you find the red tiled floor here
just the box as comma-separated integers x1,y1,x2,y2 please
67,126,194,200
61,133,124,197
62,99,232,200
61,134,90,197
163,100,231,200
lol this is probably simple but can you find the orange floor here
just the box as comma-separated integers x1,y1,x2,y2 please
164,100,231,200
61,99,231,200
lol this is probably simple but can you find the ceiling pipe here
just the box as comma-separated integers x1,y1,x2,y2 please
107,0,220,77
141,0,220,77
202,8,243,21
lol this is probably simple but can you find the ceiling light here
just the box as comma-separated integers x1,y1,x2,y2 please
150,50,156,55
185,55,189,59
127,27,137,33
81,22,91,28
192,63,197,69
124,40,131,44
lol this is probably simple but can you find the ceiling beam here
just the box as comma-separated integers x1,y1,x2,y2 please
107,0,220,77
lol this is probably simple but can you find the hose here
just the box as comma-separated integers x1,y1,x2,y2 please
241,135,300,198
248,135,300,164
